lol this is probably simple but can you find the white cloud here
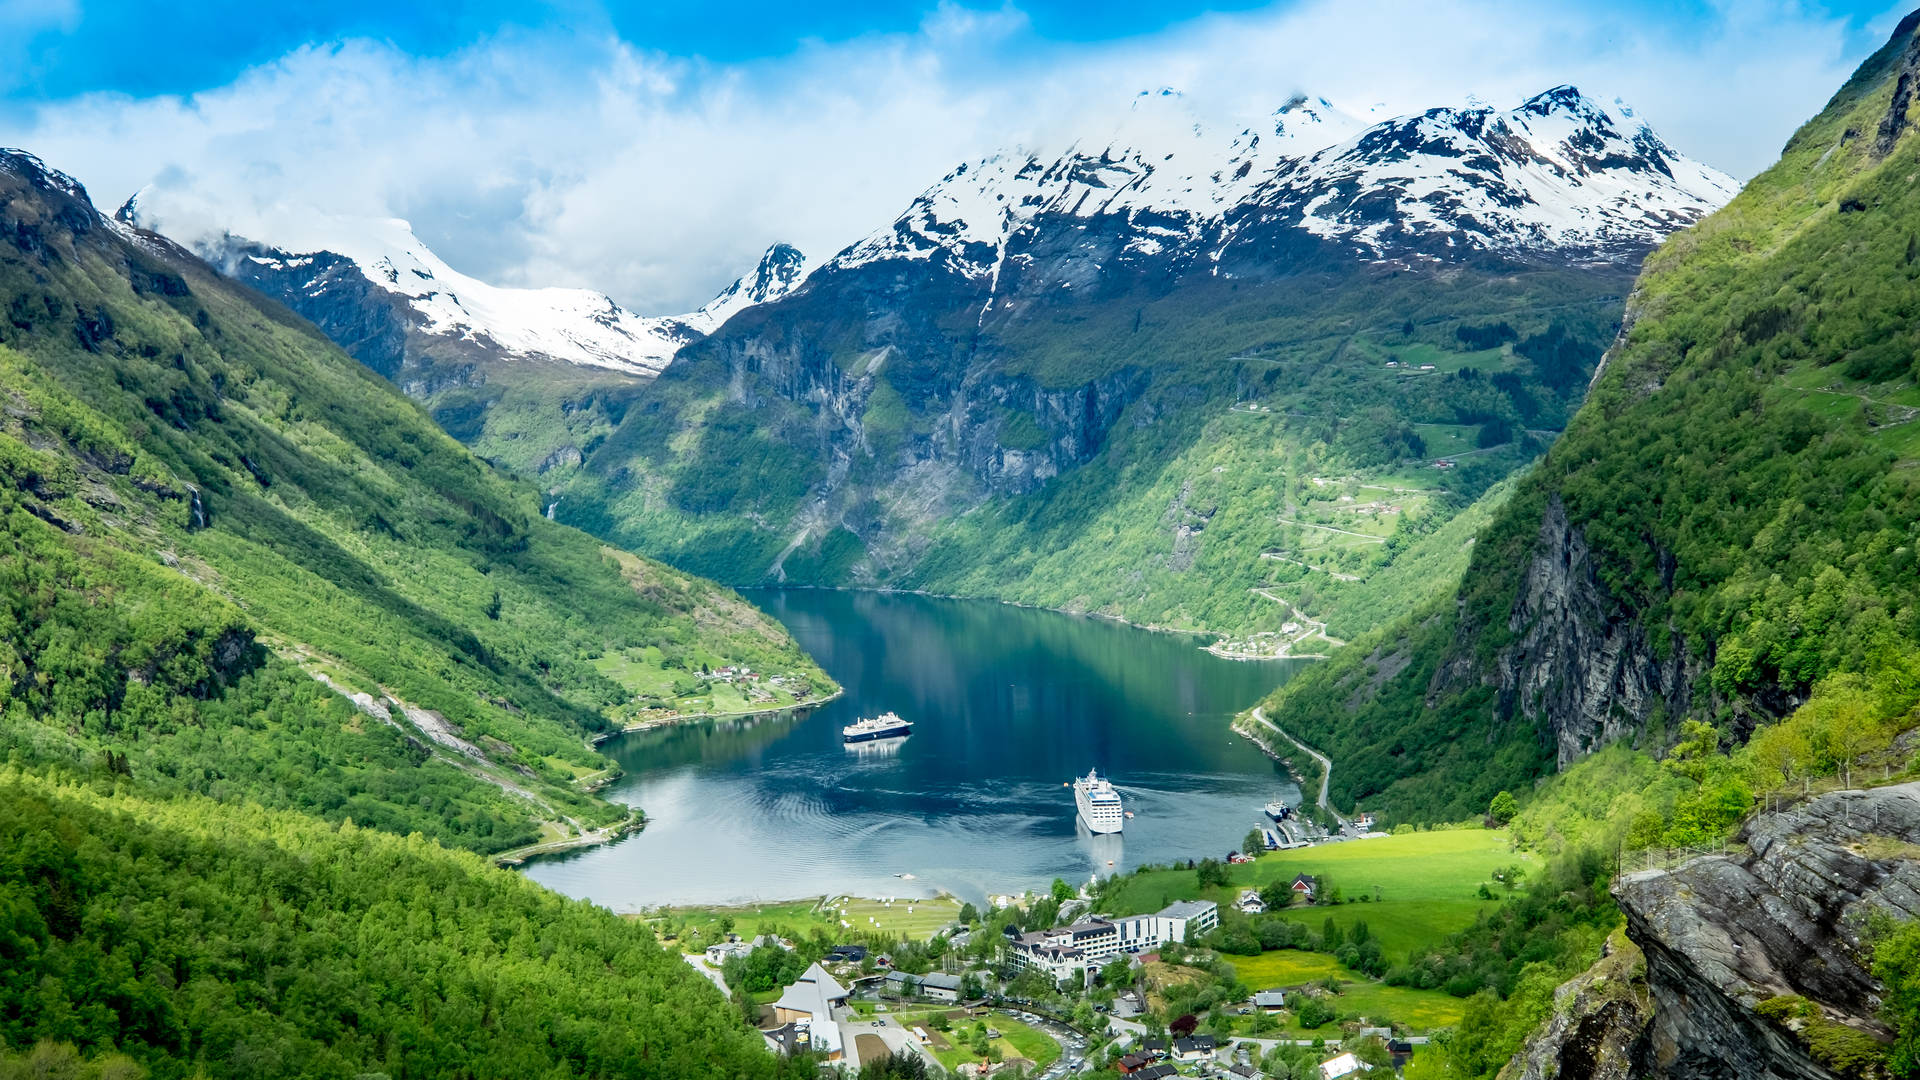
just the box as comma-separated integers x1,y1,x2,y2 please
0,0,1877,312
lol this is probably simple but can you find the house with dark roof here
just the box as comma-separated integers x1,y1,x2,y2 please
1291,874,1318,902
1133,1065,1178,1080
1173,1034,1218,1060
885,969,964,1002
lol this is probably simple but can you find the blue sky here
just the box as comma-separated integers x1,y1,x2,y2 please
8,0,1900,101
1,0,1907,310
3,1,1311,99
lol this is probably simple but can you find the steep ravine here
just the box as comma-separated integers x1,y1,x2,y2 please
1512,783,1920,1079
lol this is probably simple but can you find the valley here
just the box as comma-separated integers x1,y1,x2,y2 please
7,5,1920,1080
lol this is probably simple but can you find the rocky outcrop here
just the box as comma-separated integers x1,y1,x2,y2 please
1618,784,1920,1078
1493,496,1698,766
1504,932,1651,1080
1522,785,1920,1079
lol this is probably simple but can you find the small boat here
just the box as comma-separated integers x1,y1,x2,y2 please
1264,800,1292,822
843,712,913,743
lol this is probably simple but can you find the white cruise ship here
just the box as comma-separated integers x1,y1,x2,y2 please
1074,769,1125,834
842,711,912,743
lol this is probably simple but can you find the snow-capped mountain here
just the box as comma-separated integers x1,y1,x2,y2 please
836,89,1375,276
694,242,809,329
1225,85,1741,262
829,85,1736,286
118,192,802,379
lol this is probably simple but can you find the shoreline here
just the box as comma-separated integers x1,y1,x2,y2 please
493,813,645,867
1205,643,1333,661
512,692,846,868
745,582,1308,660
589,687,846,746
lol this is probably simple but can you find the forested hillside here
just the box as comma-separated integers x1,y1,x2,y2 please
1258,13,1920,822
0,769,805,1079
0,149,832,853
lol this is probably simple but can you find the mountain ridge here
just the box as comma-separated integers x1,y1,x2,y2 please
551,84,1735,649
0,144,832,855
1252,12,1920,822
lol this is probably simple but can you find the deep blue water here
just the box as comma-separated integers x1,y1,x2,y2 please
523,590,1306,908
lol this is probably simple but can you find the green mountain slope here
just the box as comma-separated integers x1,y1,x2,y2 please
1258,14,1920,822
563,259,1622,648
0,768,804,1080
0,150,831,854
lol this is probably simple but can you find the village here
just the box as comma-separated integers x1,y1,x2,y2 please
655,824,1519,1080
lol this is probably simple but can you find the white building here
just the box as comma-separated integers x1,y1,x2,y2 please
770,963,848,1059
1009,900,1219,979
1321,1051,1369,1080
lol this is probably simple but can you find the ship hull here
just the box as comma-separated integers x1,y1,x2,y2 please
843,724,911,743
1075,786,1125,834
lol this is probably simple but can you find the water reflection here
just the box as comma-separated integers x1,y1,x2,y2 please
523,590,1307,909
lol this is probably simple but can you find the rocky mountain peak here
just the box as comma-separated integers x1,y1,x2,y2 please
827,85,1735,286
121,190,803,378
693,241,808,329
0,148,95,210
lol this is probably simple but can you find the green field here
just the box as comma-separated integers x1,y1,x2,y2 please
1222,950,1468,1034
1102,832,1524,1034
1226,950,1343,985
830,895,966,939
1228,984,1468,1037
886,1009,1060,1071
652,899,838,953
1409,423,1482,457
1108,830,1528,918
655,894,963,953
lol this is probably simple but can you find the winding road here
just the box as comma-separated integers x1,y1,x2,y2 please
1247,706,1348,829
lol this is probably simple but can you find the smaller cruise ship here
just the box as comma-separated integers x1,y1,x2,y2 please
842,712,913,743
1074,769,1125,834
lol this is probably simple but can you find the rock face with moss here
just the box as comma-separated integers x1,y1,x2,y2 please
1504,932,1651,1080
1517,784,1920,1079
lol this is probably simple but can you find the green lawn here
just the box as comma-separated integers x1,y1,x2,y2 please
1226,980,1467,1038
1409,423,1481,457
890,1010,1060,1071
1266,899,1496,959
1224,948,1468,1034
1240,829,1527,898
650,899,839,953
829,895,964,939
1110,831,1529,967
652,894,962,953
1108,830,1525,916
1225,950,1342,985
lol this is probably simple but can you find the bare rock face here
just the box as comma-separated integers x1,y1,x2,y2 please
1522,784,1920,1079
1495,496,1697,766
